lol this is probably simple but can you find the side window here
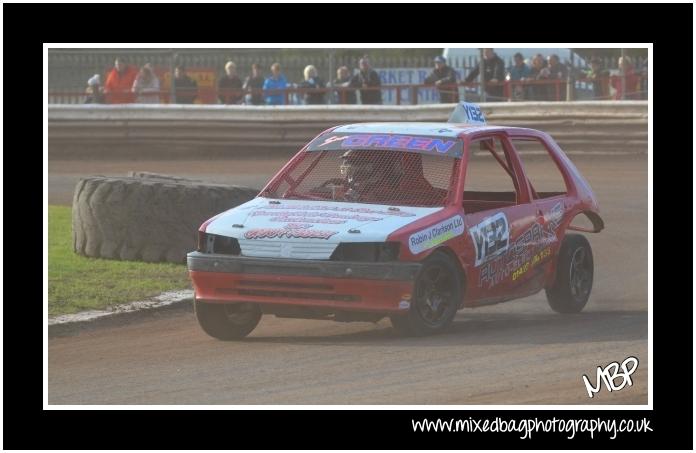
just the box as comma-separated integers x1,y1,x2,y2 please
511,138,568,199
463,137,520,213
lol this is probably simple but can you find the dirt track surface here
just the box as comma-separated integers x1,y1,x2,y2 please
48,155,648,405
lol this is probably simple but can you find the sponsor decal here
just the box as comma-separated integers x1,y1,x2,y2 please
341,134,456,154
244,228,338,240
448,102,487,124
269,216,347,225
308,133,463,157
478,222,555,288
544,202,564,228
478,203,564,288
318,135,349,147
408,215,465,255
252,210,383,222
511,246,551,281
469,212,510,267
282,223,313,229
256,205,416,217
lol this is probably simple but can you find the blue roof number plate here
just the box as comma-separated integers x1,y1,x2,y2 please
307,133,463,158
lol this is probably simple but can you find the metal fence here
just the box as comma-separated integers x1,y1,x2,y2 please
48,49,648,104
49,77,648,106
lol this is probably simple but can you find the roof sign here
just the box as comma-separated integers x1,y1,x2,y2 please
306,133,463,158
448,102,487,125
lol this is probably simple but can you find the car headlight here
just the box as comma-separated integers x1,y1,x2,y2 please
197,232,241,255
330,242,400,262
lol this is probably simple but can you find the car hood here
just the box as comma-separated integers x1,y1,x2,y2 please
204,197,442,259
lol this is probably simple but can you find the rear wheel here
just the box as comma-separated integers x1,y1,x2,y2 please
195,300,262,340
546,234,594,313
390,251,462,336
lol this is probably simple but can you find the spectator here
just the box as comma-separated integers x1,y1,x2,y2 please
546,54,568,101
243,63,265,105
612,56,640,100
84,74,105,104
506,52,531,100
355,57,382,105
528,53,551,101
585,57,610,100
508,53,532,81
464,48,505,101
263,62,288,105
104,57,138,104
132,63,161,104
174,64,198,104
298,65,325,105
218,61,243,104
333,66,358,104
424,56,459,103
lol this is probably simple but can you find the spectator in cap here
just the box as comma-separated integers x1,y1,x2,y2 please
173,64,198,104
243,63,265,105
104,57,138,103
84,74,105,104
425,56,460,103
355,57,382,105
297,65,326,105
333,66,358,104
132,63,161,104
464,48,506,101
218,61,243,104
585,57,610,100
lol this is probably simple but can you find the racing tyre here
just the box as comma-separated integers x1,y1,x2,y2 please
72,175,258,264
390,251,462,336
545,234,594,313
195,300,262,340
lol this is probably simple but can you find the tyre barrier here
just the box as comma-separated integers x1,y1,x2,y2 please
72,173,258,264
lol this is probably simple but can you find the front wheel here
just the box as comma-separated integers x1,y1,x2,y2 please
390,251,462,336
195,300,262,340
546,234,594,313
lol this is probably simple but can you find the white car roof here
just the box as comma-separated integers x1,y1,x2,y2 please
332,122,527,137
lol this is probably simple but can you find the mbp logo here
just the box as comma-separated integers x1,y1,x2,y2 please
582,356,639,398
469,212,509,267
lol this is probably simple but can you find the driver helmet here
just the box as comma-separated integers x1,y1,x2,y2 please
339,150,380,183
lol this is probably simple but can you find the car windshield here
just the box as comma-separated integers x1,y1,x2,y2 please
260,149,460,207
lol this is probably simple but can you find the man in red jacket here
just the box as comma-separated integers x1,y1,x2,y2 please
104,57,138,104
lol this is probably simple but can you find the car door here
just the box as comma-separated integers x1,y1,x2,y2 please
508,134,570,286
459,134,543,305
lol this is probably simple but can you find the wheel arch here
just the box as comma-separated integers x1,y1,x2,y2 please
567,210,604,233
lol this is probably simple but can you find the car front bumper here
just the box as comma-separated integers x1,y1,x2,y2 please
187,251,421,313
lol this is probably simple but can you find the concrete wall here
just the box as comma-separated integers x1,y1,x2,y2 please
48,101,648,158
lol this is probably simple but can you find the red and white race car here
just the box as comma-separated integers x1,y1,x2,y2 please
188,103,604,339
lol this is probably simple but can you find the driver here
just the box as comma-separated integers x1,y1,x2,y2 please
338,149,401,202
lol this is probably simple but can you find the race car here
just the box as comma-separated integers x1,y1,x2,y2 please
187,102,604,339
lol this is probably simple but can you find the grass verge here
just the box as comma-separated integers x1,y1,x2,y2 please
48,205,191,317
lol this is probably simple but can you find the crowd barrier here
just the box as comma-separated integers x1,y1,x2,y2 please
48,101,648,157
